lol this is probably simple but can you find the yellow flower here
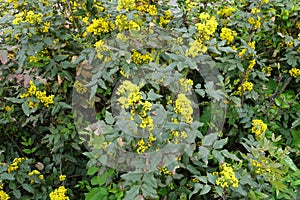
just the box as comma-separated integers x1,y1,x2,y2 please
8,157,27,173
179,78,193,92
0,190,10,200
59,175,66,181
251,119,267,139
217,6,236,17
215,163,239,189
49,186,69,200
174,94,193,124
237,81,253,95
289,68,300,78
220,27,237,44
5,106,11,112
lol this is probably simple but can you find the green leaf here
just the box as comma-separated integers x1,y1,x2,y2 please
141,183,158,199
0,173,15,180
12,189,21,199
22,184,34,193
200,185,211,195
123,185,140,200
58,102,72,109
202,132,219,146
5,97,24,103
147,89,163,101
85,187,108,200
221,150,240,161
88,166,99,176
105,111,115,125
189,183,202,199
212,150,224,163
282,157,298,171
22,101,31,116
213,138,228,149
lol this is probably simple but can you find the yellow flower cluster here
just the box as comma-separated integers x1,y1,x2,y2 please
169,130,188,144
115,15,140,31
131,50,153,65
185,39,207,57
289,67,300,78
237,81,253,95
94,40,110,60
174,94,193,124
8,157,27,173
251,159,271,174
248,16,261,30
59,175,66,181
117,80,142,109
251,8,261,14
158,166,172,176
117,0,157,16
86,17,114,36
248,41,255,50
136,134,156,154
7,0,27,9
220,27,237,44
179,78,193,92
215,163,239,189
0,190,10,200
49,186,69,200
248,59,256,70
251,119,267,139
117,81,154,130
20,81,54,108
196,12,218,41
158,10,173,27
74,80,88,94
262,66,272,76
12,10,43,25
217,6,236,17
25,11,43,24
28,170,44,184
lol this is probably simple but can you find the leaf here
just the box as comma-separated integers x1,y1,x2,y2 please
22,184,34,193
22,102,30,116
282,157,298,171
221,149,240,161
142,173,157,188
87,166,99,176
200,185,211,195
212,150,224,163
0,173,15,180
141,183,158,199
58,102,72,109
5,97,24,103
147,89,162,101
85,187,108,200
123,185,140,200
189,183,202,199
202,132,219,146
12,190,21,199
213,138,228,149
0,50,9,64
105,111,115,125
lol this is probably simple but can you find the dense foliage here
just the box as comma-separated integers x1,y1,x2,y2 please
0,0,300,199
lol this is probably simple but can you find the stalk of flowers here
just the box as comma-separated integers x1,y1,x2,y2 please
116,80,154,130
251,119,267,140
214,163,239,189
28,169,44,184
20,81,54,108
7,157,27,173
174,93,193,124
49,186,69,200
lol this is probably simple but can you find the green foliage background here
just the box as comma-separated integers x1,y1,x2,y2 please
0,0,300,199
